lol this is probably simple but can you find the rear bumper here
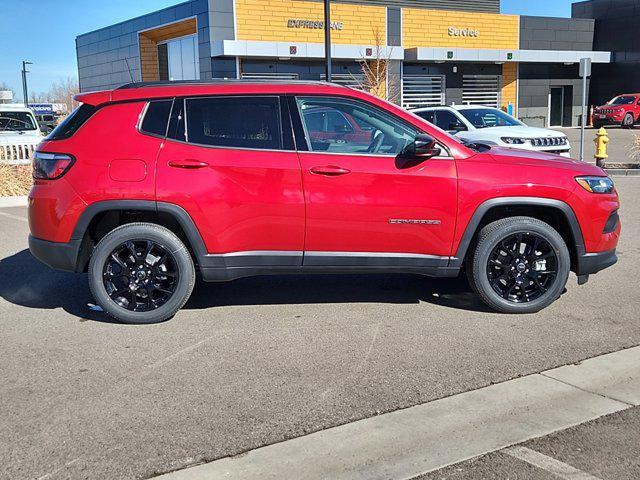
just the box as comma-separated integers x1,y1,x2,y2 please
28,235,82,272
576,249,618,276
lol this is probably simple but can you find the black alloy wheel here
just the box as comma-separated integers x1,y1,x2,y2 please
103,239,178,312
467,216,570,314
486,232,558,303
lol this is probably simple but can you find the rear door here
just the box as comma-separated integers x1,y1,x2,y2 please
155,95,304,265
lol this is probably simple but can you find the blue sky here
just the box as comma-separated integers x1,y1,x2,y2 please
1,0,575,97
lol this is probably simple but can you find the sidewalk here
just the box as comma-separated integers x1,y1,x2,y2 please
154,345,640,480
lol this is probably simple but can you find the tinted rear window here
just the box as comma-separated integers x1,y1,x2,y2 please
48,104,97,140
140,100,173,137
185,96,282,150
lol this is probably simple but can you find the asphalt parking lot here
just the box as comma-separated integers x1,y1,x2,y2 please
0,177,638,480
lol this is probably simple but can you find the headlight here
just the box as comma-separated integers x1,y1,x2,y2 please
575,176,614,194
501,137,527,145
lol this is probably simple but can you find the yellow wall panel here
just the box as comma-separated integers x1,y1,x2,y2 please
501,62,518,114
236,0,387,45
403,9,519,50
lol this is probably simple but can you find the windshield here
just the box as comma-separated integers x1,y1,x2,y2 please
608,96,636,105
0,111,38,131
458,108,523,129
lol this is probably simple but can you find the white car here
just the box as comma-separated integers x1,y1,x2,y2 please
411,105,571,157
0,104,44,164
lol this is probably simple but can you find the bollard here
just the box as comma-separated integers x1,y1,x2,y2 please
594,127,609,168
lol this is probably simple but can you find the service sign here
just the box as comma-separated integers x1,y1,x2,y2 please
0,90,13,101
287,19,344,30
448,27,479,38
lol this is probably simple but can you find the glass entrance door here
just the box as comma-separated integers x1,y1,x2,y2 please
549,87,564,127
163,35,199,81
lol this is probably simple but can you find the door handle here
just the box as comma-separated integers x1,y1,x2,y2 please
309,165,351,176
168,159,209,169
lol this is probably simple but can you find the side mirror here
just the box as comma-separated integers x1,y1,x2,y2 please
410,133,441,158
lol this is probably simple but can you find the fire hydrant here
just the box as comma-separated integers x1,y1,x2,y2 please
594,127,609,168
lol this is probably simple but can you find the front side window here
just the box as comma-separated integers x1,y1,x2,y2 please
434,110,465,131
185,96,282,150
0,111,38,131
296,96,416,156
414,110,435,124
458,108,522,129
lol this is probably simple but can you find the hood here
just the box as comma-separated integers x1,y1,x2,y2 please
474,125,566,138
488,147,605,175
0,130,43,145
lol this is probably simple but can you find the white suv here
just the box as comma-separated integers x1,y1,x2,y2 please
0,104,43,164
411,105,571,157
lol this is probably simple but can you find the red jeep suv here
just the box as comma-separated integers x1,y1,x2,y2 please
593,94,640,128
28,81,620,324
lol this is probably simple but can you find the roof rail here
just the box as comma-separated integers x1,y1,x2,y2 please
115,79,339,89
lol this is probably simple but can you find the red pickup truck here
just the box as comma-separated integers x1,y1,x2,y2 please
593,94,640,129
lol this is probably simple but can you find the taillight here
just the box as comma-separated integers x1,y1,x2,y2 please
33,152,75,180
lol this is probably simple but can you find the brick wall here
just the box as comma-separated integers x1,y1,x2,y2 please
235,0,386,45
403,9,519,50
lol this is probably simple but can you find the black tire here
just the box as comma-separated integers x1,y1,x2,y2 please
467,216,570,314
593,120,603,129
88,223,195,324
622,113,634,129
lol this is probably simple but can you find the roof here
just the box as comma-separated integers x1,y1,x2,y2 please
410,104,501,111
0,103,34,112
75,80,352,106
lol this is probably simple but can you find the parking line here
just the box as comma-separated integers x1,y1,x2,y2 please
153,346,640,480
0,211,28,222
504,446,602,480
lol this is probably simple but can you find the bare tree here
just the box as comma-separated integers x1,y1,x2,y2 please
47,77,79,113
355,28,400,103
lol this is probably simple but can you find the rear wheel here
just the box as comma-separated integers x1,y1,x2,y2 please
622,113,635,129
88,223,195,324
467,217,570,314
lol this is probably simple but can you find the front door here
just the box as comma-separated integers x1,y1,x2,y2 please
292,95,458,267
549,87,564,127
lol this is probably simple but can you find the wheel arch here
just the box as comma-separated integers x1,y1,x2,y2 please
451,197,585,270
72,200,207,272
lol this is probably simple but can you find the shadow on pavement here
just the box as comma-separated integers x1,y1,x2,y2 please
0,249,491,323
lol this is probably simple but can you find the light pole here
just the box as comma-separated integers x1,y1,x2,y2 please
324,0,332,82
21,61,33,107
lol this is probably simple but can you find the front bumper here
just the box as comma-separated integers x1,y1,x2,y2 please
594,114,624,125
575,249,618,276
29,235,82,272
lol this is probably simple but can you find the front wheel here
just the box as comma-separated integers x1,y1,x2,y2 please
622,113,635,129
88,223,195,324
467,217,570,314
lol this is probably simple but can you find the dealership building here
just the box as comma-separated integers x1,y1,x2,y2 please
76,0,613,128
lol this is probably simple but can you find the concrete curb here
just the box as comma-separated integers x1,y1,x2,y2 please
0,196,28,208
154,346,640,480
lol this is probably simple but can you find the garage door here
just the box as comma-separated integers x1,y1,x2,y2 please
322,73,367,89
462,75,502,107
241,72,300,80
401,75,445,109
